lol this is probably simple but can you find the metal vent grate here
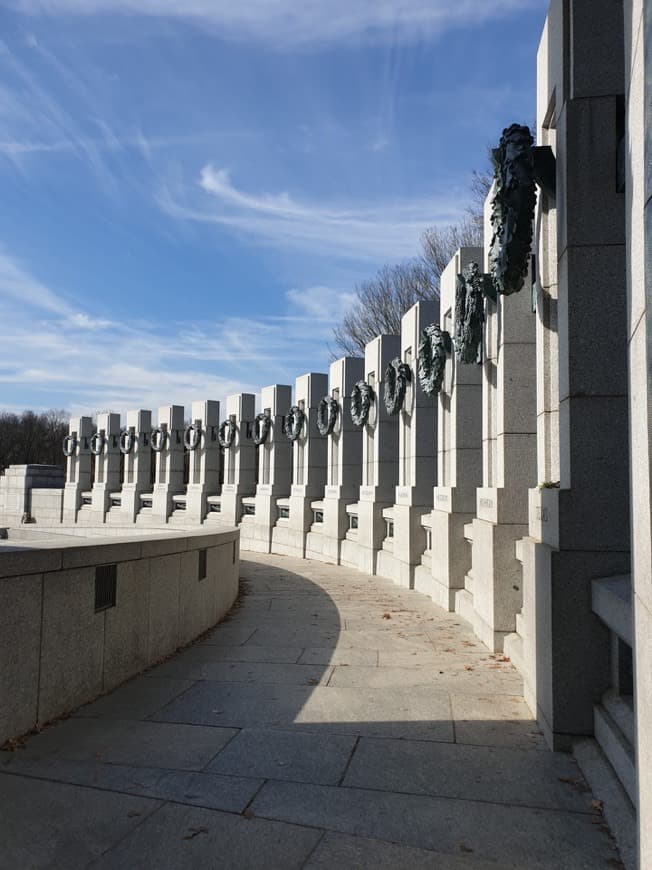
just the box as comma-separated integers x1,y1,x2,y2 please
95,564,117,612
198,548,207,581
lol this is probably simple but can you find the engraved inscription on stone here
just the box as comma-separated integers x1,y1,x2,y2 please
480,497,494,508
536,506,549,522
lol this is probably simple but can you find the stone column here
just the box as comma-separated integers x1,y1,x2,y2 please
107,409,152,525
219,393,256,526
182,400,221,524
139,404,184,526
514,0,630,753
464,191,537,652
62,416,93,525
271,372,328,558
340,335,401,574
85,412,121,525
306,357,364,564
628,0,651,861
243,384,292,553
376,300,439,588
426,247,484,609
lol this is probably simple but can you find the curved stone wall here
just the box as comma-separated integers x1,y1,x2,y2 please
0,526,239,745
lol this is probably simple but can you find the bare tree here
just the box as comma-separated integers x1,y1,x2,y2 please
331,157,494,357
333,259,437,357
0,409,69,472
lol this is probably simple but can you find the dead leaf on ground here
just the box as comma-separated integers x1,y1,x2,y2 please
243,808,256,819
591,799,604,812
464,665,474,671
182,827,208,840
459,844,474,853
381,613,392,619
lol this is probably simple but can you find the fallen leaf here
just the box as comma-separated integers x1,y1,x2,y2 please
591,799,604,812
381,613,392,619
182,826,208,840
243,809,256,819
459,844,474,853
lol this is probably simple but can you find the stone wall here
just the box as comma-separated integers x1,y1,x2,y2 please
0,526,239,746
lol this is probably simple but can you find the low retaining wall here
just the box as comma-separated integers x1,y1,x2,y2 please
0,526,239,746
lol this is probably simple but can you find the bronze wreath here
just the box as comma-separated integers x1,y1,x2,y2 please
253,413,271,446
119,428,135,455
89,430,105,456
218,419,236,449
454,262,485,365
62,434,77,457
489,123,537,296
151,426,168,453
317,396,338,436
418,324,451,396
184,423,201,451
284,406,305,442
350,380,374,427
383,357,411,415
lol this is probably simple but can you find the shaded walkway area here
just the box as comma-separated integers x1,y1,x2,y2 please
1,554,621,868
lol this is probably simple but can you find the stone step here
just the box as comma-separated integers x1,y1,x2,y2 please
503,631,524,674
455,588,474,624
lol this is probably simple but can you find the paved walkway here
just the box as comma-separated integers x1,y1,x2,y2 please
1,553,621,869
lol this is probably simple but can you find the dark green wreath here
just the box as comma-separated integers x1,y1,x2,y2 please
489,123,537,296
454,262,485,364
218,419,236,449
62,434,77,457
383,357,411,415
151,426,169,453
418,324,450,396
317,396,338,436
252,413,271,446
350,380,374,427
284,405,305,442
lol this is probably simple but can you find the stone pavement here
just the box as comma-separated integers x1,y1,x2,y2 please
0,553,622,869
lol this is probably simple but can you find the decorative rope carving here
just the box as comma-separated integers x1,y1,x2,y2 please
418,324,450,396
151,426,168,453
253,413,271,446
284,405,305,442
317,396,339,436
383,358,411,415
119,428,135,455
89,431,105,456
218,419,236,449
454,262,485,364
350,380,374,427
62,434,77,457
184,423,201,451
489,123,537,296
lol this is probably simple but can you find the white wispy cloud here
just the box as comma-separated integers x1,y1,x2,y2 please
159,164,462,262
0,248,345,415
9,0,542,47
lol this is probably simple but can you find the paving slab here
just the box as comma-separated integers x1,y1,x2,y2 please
148,659,334,686
91,802,323,870
1,717,238,770
153,681,454,741
250,780,618,869
173,644,304,664
342,736,595,812
0,773,161,870
0,758,261,813
75,676,194,720
206,727,356,785
305,832,522,870
451,693,548,749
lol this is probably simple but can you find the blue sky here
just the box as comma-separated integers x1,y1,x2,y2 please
0,0,547,416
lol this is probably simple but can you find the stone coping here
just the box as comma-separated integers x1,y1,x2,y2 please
0,526,239,579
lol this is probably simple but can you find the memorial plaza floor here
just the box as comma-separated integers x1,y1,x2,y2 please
0,553,623,868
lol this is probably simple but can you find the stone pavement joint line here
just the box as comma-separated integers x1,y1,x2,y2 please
0,553,622,869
